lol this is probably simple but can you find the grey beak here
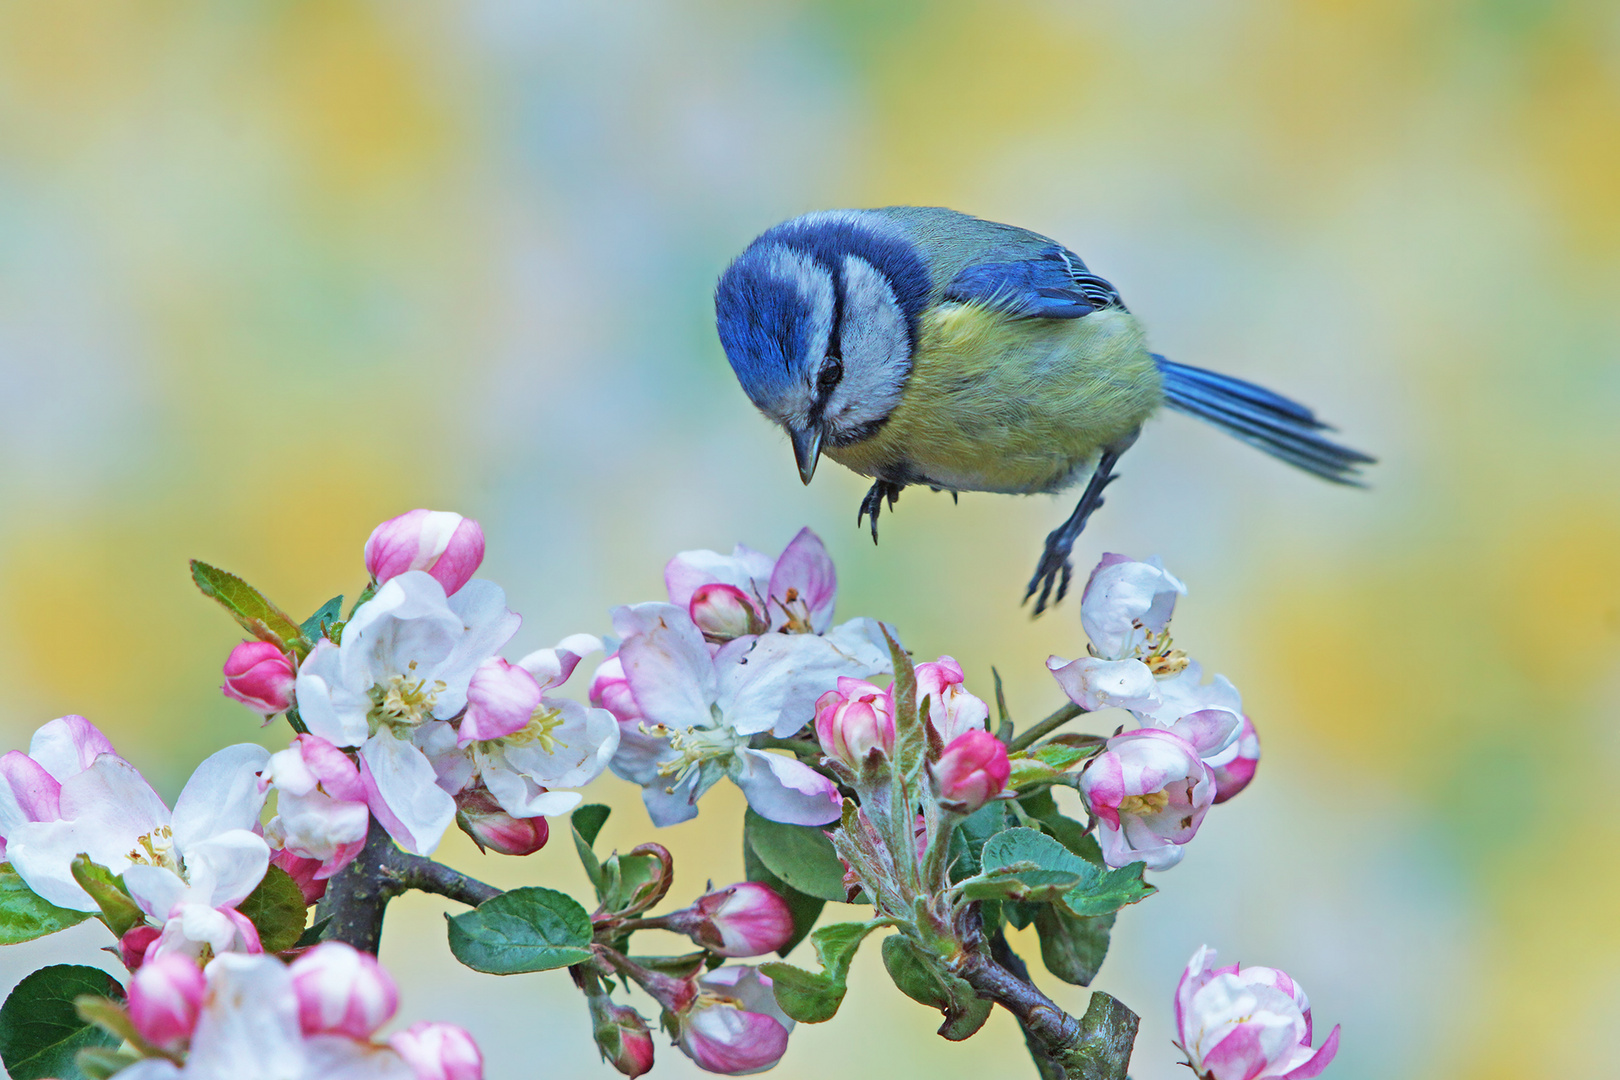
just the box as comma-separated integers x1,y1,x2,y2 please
790,426,823,485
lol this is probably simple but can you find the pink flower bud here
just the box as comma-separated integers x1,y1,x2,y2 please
220,641,296,715
454,786,550,856
589,654,643,726
1208,715,1261,803
364,509,485,596
690,882,795,957
915,656,991,743
119,924,162,970
689,583,766,642
127,953,205,1049
1176,946,1340,1080
813,677,895,770
391,1020,485,1080
590,999,656,1078
933,730,1010,812
288,941,399,1039
270,848,329,904
676,968,792,1075
459,658,543,744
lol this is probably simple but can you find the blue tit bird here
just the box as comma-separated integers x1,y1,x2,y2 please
713,207,1374,613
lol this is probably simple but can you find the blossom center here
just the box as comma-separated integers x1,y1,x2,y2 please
369,662,446,730
654,723,744,792
126,825,184,877
774,587,814,634
498,705,568,753
1118,790,1170,817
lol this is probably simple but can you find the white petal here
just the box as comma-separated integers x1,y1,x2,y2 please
729,749,841,825
492,700,620,790
431,579,522,717
717,630,889,738
362,732,455,856
181,829,271,909
294,642,372,748
303,1035,418,1080
27,716,118,782
616,603,717,731
342,573,464,698
122,865,191,919
187,954,305,1078
608,726,679,787
480,761,584,818
171,744,271,850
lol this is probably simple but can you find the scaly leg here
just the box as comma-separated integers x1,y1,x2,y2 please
856,480,904,545
1023,443,1130,616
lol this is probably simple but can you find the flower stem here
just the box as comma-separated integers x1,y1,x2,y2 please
1006,702,1086,753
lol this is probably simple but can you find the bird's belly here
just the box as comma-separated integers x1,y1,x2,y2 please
827,306,1163,495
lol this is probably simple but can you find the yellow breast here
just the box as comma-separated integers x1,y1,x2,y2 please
825,305,1163,494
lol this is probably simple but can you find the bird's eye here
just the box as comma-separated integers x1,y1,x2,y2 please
817,359,843,394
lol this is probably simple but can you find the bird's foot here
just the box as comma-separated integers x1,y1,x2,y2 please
856,480,903,545
1023,529,1076,616
1022,443,1130,617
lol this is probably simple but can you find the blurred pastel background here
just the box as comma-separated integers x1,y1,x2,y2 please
2,1,1618,1077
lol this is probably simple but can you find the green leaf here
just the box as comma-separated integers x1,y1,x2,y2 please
571,805,611,898
626,952,709,979
68,857,142,938
978,829,1153,917
1017,789,1099,862
882,627,926,776
743,842,823,956
446,887,593,974
0,965,123,1080
947,803,1008,883
879,936,992,1041
573,804,612,848
743,809,846,902
1034,907,1115,987
74,1045,142,1080
300,595,344,644
758,920,885,1023
991,666,1014,744
294,916,332,948
1059,990,1139,1079
189,559,308,655
238,864,308,953
0,865,90,944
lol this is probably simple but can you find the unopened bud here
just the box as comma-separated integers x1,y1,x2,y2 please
119,923,162,970
221,641,296,715
127,953,205,1049
391,1020,485,1080
364,509,485,596
676,967,793,1076
589,997,656,1078
933,730,1010,812
686,882,794,957
689,583,766,642
288,941,399,1039
455,787,550,856
813,677,895,771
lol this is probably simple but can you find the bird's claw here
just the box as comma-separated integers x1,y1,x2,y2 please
1023,534,1074,616
856,481,902,545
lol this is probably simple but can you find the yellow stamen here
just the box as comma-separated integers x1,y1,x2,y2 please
1118,790,1170,817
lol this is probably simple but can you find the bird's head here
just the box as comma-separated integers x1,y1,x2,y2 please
714,211,933,483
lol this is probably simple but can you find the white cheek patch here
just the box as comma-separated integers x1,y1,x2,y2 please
824,255,911,431
756,243,836,427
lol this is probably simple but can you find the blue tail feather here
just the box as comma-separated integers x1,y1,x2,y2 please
1153,356,1374,485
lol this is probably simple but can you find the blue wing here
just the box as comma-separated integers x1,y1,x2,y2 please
942,245,1125,319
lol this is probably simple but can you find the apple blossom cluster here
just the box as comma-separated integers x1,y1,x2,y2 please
1047,555,1262,870
102,944,481,1079
0,510,1334,1080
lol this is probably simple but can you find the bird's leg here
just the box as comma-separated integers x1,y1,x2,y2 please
1024,443,1129,616
856,480,903,545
